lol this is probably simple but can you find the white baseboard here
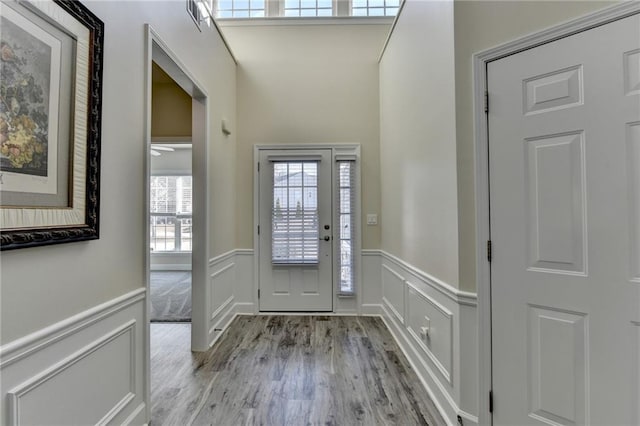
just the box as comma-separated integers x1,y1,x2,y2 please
0,289,147,426
376,251,479,426
360,303,384,316
381,304,457,426
208,299,237,348
122,402,147,425
206,250,257,347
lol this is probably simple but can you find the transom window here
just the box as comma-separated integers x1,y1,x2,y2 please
272,162,319,264
213,0,398,18
284,0,332,17
216,0,265,18
352,0,399,16
150,176,193,252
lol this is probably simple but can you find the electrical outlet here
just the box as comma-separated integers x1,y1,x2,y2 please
419,316,431,341
366,214,378,225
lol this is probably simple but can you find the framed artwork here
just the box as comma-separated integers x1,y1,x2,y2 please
0,0,104,250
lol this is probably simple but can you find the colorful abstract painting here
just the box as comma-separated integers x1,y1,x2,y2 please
0,14,52,178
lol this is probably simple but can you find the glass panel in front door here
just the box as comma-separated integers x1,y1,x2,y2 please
272,162,319,264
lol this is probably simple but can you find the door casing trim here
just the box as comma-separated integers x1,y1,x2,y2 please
253,144,362,314
472,3,640,424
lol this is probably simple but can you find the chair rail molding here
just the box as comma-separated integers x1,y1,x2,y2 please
377,250,479,425
0,289,146,425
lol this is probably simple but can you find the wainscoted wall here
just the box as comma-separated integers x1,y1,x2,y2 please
206,248,478,424
207,249,255,347
377,251,478,425
0,289,147,425
361,249,383,315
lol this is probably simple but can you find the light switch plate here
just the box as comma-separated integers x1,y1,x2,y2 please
366,214,378,225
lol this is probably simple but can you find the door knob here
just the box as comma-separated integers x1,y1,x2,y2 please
320,236,331,241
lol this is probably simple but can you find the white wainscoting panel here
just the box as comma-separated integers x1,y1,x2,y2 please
206,249,258,347
234,249,256,313
405,282,453,384
361,250,382,315
382,263,405,324
208,251,237,346
0,289,147,426
378,251,478,426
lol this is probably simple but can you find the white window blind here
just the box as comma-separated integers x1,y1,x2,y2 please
150,176,192,252
337,161,355,294
272,162,319,264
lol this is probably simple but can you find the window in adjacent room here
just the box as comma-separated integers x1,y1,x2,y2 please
150,176,193,252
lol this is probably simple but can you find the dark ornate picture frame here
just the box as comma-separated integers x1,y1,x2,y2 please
0,0,104,250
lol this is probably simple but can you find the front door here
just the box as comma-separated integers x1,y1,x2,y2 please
488,13,640,425
258,149,333,311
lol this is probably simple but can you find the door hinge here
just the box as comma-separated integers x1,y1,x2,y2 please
257,162,260,172
484,91,489,114
258,289,260,299
487,240,492,262
489,390,493,413
257,225,260,235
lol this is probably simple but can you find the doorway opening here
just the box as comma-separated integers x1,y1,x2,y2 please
149,143,193,322
144,24,211,421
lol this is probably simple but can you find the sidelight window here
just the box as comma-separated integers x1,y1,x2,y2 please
337,160,355,294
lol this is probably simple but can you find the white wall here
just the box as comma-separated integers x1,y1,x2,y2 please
453,0,617,292
0,0,235,345
376,1,622,423
379,0,460,288
1,2,235,422
219,21,390,251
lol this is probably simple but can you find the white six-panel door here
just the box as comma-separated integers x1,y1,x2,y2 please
258,149,333,311
488,13,640,425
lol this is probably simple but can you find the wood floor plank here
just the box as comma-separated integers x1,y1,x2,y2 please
151,316,446,426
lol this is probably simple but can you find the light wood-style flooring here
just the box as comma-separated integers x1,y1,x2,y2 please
151,316,446,426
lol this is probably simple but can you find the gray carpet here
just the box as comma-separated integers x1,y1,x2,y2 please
150,271,191,322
